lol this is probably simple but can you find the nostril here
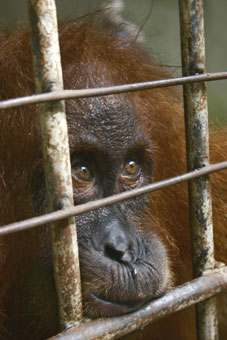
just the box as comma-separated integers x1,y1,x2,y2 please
104,242,132,263
105,243,124,262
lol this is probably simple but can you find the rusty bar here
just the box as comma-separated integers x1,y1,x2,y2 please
0,162,226,236
49,266,227,340
179,1,218,339
1,72,227,110
28,0,83,329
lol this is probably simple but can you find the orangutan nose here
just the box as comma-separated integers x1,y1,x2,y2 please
93,207,137,263
102,218,134,263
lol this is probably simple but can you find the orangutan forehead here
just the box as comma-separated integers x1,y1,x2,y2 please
67,94,137,134
66,95,152,155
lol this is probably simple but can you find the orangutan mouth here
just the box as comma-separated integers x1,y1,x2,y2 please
88,292,151,316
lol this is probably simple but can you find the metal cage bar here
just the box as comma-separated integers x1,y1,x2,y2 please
179,0,219,339
0,162,226,236
1,72,227,110
48,266,227,340
0,1,226,339
28,0,83,329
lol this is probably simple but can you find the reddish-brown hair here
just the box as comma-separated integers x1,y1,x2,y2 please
0,16,226,340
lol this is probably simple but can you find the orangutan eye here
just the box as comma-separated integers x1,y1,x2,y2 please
121,160,140,178
72,164,94,182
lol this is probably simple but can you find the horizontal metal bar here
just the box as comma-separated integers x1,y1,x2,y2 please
0,162,226,236
0,72,227,110
49,266,227,340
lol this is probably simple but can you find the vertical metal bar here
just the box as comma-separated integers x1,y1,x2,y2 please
28,0,83,330
179,1,219,339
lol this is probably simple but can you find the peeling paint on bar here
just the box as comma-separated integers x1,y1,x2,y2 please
179,0,219,339
28,0,83,329
49,266,227,340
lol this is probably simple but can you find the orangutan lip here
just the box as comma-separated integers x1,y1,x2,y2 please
88,292,150,316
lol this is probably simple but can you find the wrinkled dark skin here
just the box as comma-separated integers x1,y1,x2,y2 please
0,17,226,340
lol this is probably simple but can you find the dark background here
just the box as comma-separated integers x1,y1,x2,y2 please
1,0,226,121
